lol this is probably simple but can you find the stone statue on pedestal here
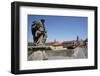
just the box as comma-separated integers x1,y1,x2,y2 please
29,19,48,60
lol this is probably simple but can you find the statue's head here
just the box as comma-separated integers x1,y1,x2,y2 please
32,19,45,28
40,19,45,23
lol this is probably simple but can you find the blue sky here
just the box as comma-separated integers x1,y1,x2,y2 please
28,15,87,42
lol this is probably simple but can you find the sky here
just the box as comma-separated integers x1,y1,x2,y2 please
28,15,87,42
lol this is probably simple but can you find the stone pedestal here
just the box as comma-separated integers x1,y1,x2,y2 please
28,46,49,60
72,47,86,58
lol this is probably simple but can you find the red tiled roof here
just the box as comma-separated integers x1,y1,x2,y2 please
52,42,63,46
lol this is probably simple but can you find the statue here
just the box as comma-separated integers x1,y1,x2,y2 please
31,19,47,46
29,19,48,60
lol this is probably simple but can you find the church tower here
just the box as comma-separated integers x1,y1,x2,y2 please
77,36,79,41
